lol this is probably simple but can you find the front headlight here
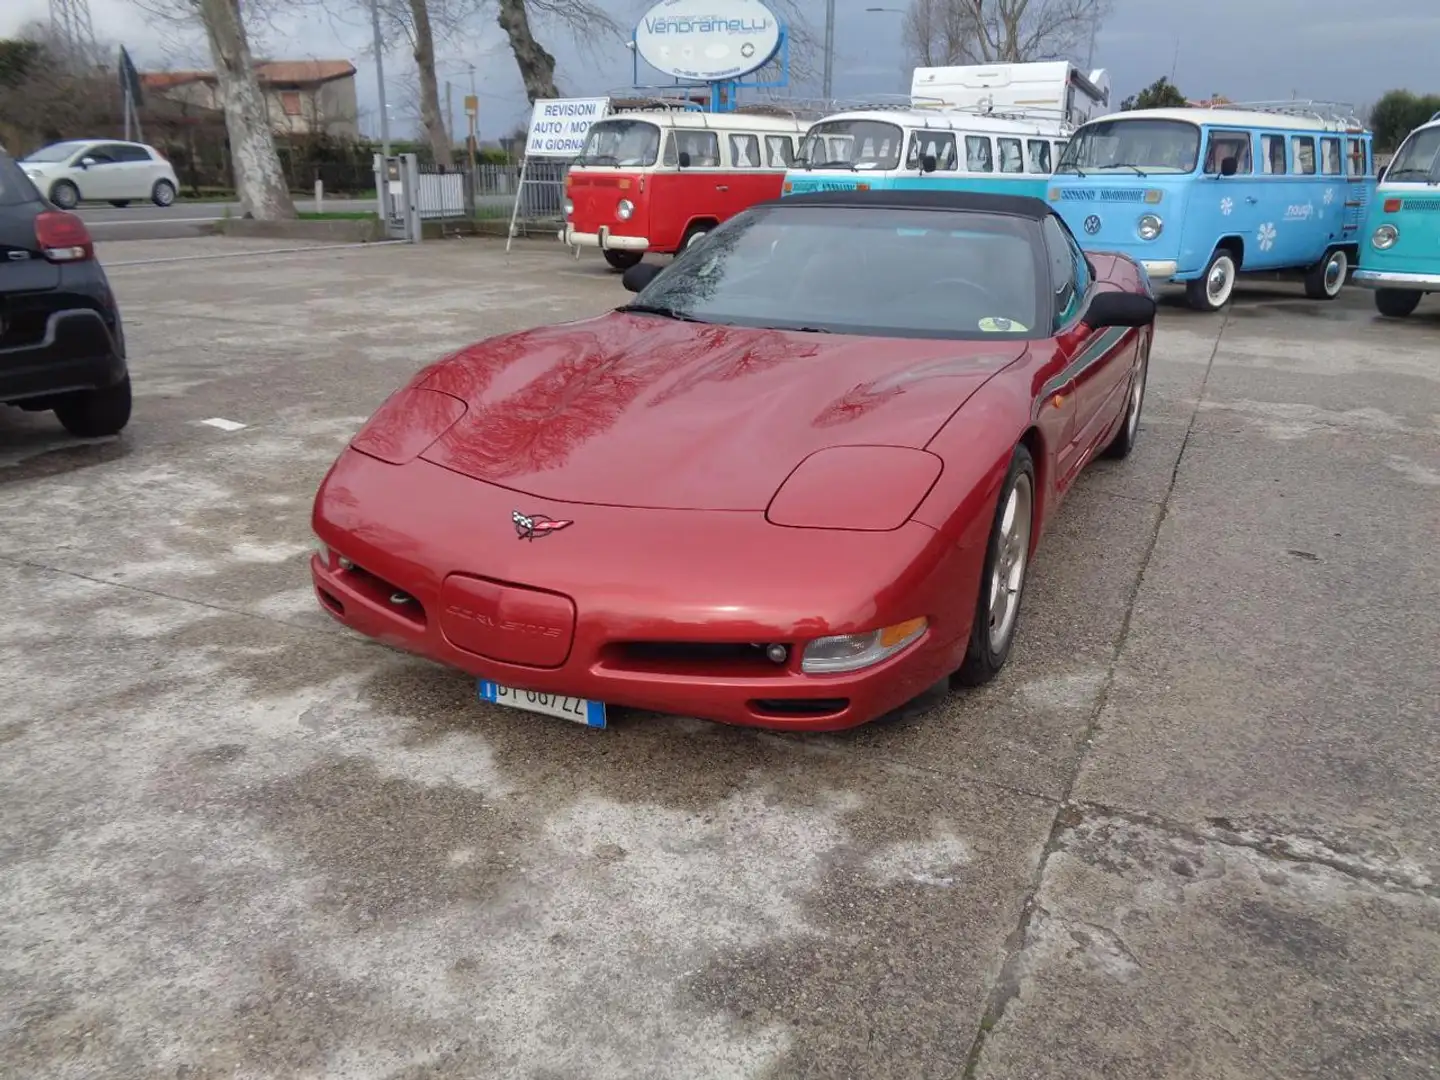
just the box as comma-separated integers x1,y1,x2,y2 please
1372,224,1398,250
1137,214,1163,241
616,198,634,221
563,198,573,217
801,617,928,674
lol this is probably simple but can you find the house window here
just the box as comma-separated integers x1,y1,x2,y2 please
280,91,302,117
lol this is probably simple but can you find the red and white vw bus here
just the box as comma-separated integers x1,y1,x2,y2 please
561,107,808,269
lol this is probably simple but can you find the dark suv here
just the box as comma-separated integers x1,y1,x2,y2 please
1,143,130,437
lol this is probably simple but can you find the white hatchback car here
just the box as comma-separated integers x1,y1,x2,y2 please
20,139,180,209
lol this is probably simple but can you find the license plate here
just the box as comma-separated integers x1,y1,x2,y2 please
477,680,606,728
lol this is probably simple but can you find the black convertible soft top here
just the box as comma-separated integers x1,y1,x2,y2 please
757,188,1054,221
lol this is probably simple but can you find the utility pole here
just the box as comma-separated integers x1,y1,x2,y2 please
446,80,453,148
821,0,835,101
1085,13,1098,70
368,0,390,156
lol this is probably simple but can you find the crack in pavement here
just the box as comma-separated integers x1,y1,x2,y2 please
961,308,1232,1079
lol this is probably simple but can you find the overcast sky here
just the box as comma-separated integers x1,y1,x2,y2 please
3,0,1437,141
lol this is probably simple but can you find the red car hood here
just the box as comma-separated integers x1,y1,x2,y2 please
417,313,1022,510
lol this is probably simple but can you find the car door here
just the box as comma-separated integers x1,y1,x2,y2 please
111,143,158,199
73,144,122,199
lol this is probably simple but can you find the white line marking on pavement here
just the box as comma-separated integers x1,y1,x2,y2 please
199,417,247,431
106,240,410,267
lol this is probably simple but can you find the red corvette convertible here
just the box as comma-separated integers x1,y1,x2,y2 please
311,190,1156,731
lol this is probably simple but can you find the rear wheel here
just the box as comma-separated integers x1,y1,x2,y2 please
1304,247,1348,299
49,180,80,209
151,179,176,207
955,444,1035,687
602,249,642,271
1374,288,1422,318
54,377,132,438
1185,248,1237,312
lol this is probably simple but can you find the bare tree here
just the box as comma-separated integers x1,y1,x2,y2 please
361,0,470,164
498,0,619,103
902,0,1108,68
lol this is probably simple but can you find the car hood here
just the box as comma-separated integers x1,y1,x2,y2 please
415,312,1022,510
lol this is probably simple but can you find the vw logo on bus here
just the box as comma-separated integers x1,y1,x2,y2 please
1083,215,1102,235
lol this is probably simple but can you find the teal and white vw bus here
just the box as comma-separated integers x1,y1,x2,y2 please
1353,112,1440,317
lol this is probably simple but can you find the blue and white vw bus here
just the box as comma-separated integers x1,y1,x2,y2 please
1048,104,1376,311
1353,112,1440,318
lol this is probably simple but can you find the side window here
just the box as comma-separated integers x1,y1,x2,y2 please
1346,137,1366,177
1320,137,1342,175
764,134,794,168
1026,139,1052,173
906,131,957,171
1261,133,1287,174
965,135,994,172
119,145,153,163
663,130,720,168
728,133,760,168
997,138,1023,173
1042,215,1080,324
82,145,119,164
1292,136,1316,175
1203,130,1253,174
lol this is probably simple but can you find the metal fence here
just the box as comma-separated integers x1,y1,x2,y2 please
413,161,573,233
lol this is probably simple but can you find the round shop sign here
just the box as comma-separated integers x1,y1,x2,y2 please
634,0,783,82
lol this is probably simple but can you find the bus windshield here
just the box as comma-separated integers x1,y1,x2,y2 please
1384,125,1440,183
797,120,904,171
1057,119,1201,176
577,120,661,167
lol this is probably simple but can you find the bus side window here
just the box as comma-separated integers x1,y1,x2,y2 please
1291,135,1317,175
1204,130,1253,174
997,138,1023,173
1320,137,1342,175
907,132,957,171
1346,137,1365,177
729,133,760,168
1261,134,1287,175
965,135,994,172
764,135,794,168
1054,140,1067,163
1026,139,1052,173
664,130,719,168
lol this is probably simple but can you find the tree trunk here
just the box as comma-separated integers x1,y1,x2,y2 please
193,0,295,219
496,0,559,103
407,0,453,166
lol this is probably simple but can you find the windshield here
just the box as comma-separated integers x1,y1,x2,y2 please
576,120,660,167
1385,125,1440,183
796,120,904,171
22,141,88,164
624,205,1042,339
1058,119,1200,175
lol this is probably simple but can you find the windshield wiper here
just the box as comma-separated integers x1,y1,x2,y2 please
803,160,857,171
1384,167,1436,183
1055,163,1087,177
1103,162,1148,176
615,303,707,323
788,325,832,333
579,154,619,166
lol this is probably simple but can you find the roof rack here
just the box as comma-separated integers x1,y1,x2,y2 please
1195,99,1367,130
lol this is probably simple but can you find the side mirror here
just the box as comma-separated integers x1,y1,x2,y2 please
1085,289,1155,329
621,262,662,292
1219,156,1238,177
920,153,937,174
677,151,691,169
79,156,97,169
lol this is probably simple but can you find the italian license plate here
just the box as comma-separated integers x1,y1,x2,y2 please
477,680,606,728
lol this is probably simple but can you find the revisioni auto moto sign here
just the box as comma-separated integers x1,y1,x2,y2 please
633,0,783,82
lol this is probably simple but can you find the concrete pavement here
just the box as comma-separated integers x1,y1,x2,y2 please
1,238,1437,1078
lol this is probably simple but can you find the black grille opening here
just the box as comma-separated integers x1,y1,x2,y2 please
750,698,849,717
317,588,344,615
340,561,426,626
618,642,776,664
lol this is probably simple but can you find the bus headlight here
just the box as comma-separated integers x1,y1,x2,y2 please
563,198,573,217
616,198,634,221
1372,224,1398,250
1138,214,1163,241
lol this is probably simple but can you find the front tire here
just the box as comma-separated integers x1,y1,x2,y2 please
1102,342,1149,460
603,249,642,271
955,444,1035,687
54,377,132,438
49,180,80,210
151,179,176,207
1185,248,1237,312
1304,247,1348,299
1374,288,1422,318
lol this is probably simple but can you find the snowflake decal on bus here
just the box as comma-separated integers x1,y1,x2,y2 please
1220,197,1234,216
1257,222,1277,251
1323,187,1336,206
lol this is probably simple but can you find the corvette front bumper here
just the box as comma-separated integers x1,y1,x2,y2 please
311,448,982,731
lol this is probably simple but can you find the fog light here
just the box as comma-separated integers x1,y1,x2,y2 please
338,556,354,571
801,617,928,674
616,198,634,221
765,643,789,664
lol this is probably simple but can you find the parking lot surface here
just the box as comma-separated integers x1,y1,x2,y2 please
3,236,1438,1079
